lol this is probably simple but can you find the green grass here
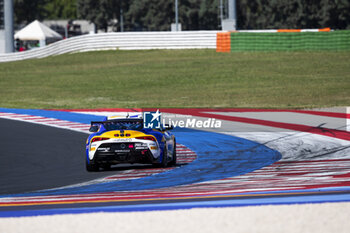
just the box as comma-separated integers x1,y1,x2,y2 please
0,49,349,109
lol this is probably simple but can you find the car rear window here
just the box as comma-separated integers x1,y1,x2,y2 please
103,120,143,131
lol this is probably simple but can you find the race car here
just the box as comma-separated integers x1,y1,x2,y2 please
85,114,176,172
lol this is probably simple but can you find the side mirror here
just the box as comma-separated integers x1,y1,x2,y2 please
89,125,99,132
164,124,174,130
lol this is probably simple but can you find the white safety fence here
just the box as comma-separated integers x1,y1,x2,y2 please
0,31,219,63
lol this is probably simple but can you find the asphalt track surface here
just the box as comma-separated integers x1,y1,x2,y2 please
0,118,143,195
1,108,350,233
0,108,349,219
0,116,280,196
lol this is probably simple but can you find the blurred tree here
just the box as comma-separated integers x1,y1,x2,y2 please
14,0,350,30
15,0,77,25
125,0,173,31
14,0,48,24
198,0,219,29
77,0,122,32
317,0,350,29
237,0,350,29
178,0,200,30
125,0,220,31
44,0,77,19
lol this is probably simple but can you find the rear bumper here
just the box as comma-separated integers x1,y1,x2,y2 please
91,142,158,165
94,150,155,164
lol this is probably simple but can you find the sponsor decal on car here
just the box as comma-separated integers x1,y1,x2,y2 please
112,138,132,142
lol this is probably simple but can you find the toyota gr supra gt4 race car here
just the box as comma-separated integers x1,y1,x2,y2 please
85,115,176,171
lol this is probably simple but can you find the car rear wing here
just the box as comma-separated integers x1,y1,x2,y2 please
89,118,144,132
89,121,103,132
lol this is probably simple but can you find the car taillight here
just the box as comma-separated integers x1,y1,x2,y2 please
91,137,109,142
135,136,156,141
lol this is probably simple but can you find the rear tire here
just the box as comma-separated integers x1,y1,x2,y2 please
161,144,168,168
169,143,177,166
86,160,99,172
101,164,111,171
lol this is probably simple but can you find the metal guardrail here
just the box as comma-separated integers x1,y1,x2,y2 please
0,31,219,63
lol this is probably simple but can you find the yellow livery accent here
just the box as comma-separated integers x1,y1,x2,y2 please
99,130,148,138
107,115,128,120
